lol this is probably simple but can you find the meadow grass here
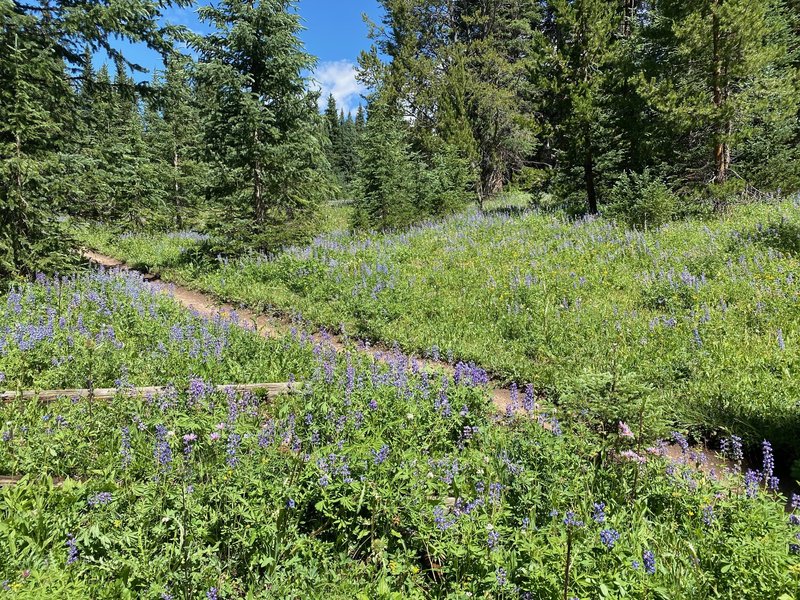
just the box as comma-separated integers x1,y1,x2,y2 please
1,271,799,598
79,198,800,452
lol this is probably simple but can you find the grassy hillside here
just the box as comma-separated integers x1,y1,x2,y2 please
79,198,800,449
1,271,799,598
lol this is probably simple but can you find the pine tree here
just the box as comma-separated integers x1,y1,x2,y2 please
144,57,205,229
0,13,76,278
1,0,191,277
641,0,798,196
353,99,419,230
194,0,333,250
543,0,623,214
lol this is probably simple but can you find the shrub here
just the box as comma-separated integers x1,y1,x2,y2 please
605,170,677,228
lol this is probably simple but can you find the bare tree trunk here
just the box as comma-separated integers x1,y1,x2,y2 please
712,0,730,186
12,133,24,272
253,130,265,224
621,0,637,37
172,145,183,229
584,128,598,215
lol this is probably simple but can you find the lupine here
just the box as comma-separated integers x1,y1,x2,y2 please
599,529,620,549
592,502,606,524
563,511,584,528
487,529,500,550
495,567,507,586
206,588,218,600
154,425,172,471
721,435,743,463
643,549,656,574
523,384,535,412
88,492,113,507
226,433,241,468
372,444,390,465
760,439,779,490
66,533,78,565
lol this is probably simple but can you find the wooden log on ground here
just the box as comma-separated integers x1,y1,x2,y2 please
1,382,299,404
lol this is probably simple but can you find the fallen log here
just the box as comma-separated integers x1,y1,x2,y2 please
1,382,299,404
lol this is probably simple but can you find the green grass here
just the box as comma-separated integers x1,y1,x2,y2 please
78,198,800,451
2,271,800,598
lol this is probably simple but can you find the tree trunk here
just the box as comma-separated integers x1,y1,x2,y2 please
584,127,598,214
12,132,24,273
621,0,637,37
253,130,265,224
172,145,183,229
711,0,730,185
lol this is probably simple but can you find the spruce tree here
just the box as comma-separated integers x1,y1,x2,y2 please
194,0,333,251
353,100,419,230
641,0,798,196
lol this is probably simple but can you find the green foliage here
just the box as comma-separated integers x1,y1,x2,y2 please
86,198,800,452
605,170,678,228
1,271,799,598
193,0,334,252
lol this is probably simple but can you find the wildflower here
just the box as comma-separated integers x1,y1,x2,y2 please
433,506,456,531
495,567,507,587
120,426,132,468
207,588,218,600
720,435,743,463
489,482,502,504
183,433,197,456
702,505,714,526
631,560,640,570
599,529,620,549
210,432,221,442
372,445,390,465
287,498,296,509
88,492,113,507
744,469,761,498
368,399,378,411
643,549,656,575
154,424,172,471
618,422,634,439
762,440,778,489
226,433,241,468
778,329,785,351
620,450,646,463
592,502,606,524
66,533,78,565
792,494,800,511
563,511,584,528
487,529,500,550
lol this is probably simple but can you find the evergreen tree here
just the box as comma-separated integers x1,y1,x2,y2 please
0,0,190,278
0,16,76,278
144,57,205,229
641,0,798,197
353,99,419,230
194,0,333,250
543,0,623,214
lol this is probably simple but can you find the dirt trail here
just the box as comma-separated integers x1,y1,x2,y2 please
83,250,518,413
84,250,734,480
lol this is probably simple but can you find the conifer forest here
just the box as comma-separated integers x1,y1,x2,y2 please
2,0,800,598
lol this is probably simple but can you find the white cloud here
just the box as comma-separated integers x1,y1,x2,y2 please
310,60,366,116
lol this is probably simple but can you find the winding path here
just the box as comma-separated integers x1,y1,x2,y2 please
83,249,733,475
83,250,519,413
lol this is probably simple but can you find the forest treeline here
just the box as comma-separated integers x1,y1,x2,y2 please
1,0,799,278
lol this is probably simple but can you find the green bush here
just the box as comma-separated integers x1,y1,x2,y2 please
605,170,678,228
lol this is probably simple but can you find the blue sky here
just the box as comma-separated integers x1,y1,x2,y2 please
112,1,383,114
